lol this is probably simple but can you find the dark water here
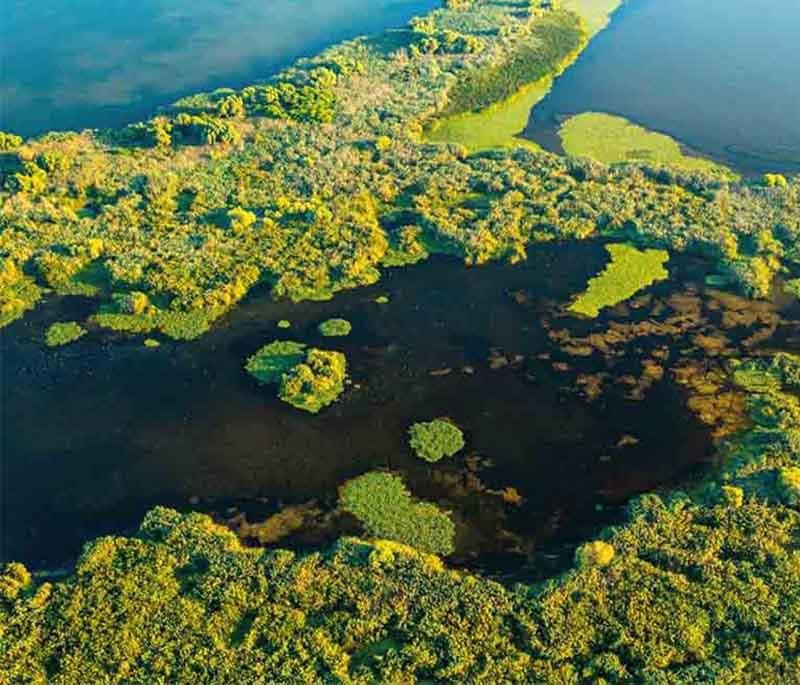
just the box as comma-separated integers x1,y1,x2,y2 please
7,242,796,574
0,0,437,138
528,0,800,174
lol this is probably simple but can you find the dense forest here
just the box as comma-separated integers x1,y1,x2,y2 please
2,0,800,682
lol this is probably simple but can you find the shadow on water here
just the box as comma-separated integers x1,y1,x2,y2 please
4,242,798,579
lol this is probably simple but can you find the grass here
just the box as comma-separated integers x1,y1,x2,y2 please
569,242,670,317
558,112,728,173
339,471,455,555
408,419,465,463
563,0,623,36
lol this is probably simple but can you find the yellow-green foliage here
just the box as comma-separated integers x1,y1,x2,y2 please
425,78,548,153
569,243,669,317
408,418,465,462
339,471,455,555
574,540,614,567
245,341,347,412
245,340,307,384
279,349,347,413
563,0,622,36
558,112,728,173
44,321,86,347
0,0,797,339
317,318,352,337
0,258,42,327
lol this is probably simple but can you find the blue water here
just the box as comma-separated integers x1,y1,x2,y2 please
0,0,437,137
529,0,800,173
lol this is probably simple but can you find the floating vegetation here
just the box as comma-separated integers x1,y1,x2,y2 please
245,340,307,384
317,318,351,337
245,341,346,413
558,112,728,173
339,471,455,555
569,243,670,317
408,419,465,463
44,321,86,347
143,338,160,348
374,295,390,305
277,319,292,329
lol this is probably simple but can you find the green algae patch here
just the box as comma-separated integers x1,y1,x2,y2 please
245,341,346,413
318,318,352,337
569,243,669,317
558,112,728,173
45,321,87,347
339,471,455,555
408,419,465,463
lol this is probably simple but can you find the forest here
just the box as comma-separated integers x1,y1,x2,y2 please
2,0,800,682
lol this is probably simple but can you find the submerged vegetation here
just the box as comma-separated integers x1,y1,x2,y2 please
4,353,800,682
569,243,670,317
339,471,456,555
245,341,347,413
408,418,465,462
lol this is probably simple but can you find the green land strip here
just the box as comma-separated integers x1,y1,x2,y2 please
425,0,622,153
558,111,732,173
569,242,669,317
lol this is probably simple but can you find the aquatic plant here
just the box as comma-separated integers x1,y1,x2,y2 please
44,321,86,347
408,419,465,462
278,349,346,413
245,341,346,412
244,340,307,384
277,319,291,329
339,471,455,555
558,112,727,173
569,243,670,317
317,318,351,337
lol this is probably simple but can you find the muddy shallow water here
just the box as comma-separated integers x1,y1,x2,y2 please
4,242,799,576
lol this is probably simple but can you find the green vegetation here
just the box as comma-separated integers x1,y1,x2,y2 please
339,471,455,555
558,112,727,173
563,0,622,36
425,78,548,153
439,10,587,117
374,295,390,305
277,319,291,329
318,317,352,337
408,419,465,462
4,351,800,681
245,341,347,413
44,321,86,347
245,340,307,384
278,348,347,413
569,243,670,317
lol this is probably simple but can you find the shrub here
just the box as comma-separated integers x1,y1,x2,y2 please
408,419,465,462
279,349,346,413
45,322,87,347
777,467,800,505
575,540,615,568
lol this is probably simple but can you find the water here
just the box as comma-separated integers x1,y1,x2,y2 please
528,0,800,173
6,242,796,574
0,0,437,138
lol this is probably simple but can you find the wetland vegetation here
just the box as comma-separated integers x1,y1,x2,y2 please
2,0,800,682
